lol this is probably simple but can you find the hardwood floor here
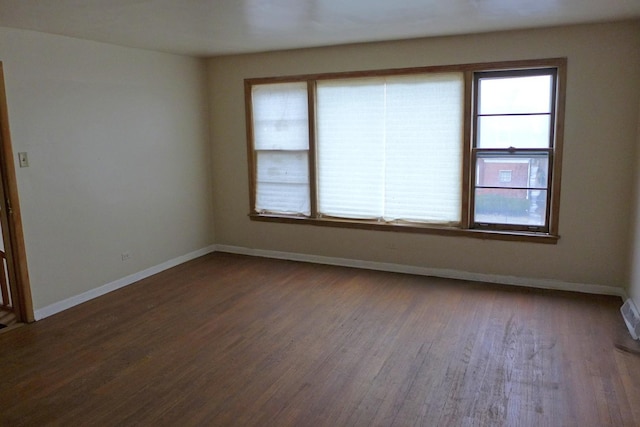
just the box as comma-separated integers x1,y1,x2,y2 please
1,252,639,426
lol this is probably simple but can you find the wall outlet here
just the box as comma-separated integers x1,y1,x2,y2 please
121,251,131,261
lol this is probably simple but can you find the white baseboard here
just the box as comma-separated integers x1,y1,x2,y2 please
34,245,216,320
33,243,627,321
215,244,627,299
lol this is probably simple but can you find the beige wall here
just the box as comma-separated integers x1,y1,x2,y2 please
0,27,214,310
2,20,638,316
209,21,640,289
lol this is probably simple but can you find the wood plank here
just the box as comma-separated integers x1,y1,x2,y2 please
0,252,638,426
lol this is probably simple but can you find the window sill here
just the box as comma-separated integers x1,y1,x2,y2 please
249,213,559,244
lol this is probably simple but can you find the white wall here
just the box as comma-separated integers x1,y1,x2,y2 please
0,27,214,311
208,21,640,291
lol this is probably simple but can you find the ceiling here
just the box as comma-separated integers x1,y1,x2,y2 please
0,0,638,57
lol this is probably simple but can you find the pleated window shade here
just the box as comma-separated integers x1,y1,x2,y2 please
316,73,464,223
252,82,310,215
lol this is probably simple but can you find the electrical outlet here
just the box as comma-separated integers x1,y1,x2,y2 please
121,251,131,261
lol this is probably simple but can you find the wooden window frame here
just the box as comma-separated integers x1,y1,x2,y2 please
471,67,559,235
245,58,566,244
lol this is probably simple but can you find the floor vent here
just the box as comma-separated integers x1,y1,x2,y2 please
621,299,640,340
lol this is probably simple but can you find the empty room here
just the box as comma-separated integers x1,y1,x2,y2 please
0,1,640,425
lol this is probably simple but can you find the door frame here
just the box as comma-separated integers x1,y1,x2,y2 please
0,62,33,323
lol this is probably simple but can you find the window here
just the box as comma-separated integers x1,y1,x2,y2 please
498,170,513,183
252,82,310,215
316,74,463,223
245,58,565,243
472,69,558,232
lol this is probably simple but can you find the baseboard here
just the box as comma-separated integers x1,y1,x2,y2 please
215,244,626,298
33,243,626,321
34,245,216,320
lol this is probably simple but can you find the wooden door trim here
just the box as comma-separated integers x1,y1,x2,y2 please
0,62,33,323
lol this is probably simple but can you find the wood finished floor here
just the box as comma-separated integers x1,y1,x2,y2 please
1,252,639,426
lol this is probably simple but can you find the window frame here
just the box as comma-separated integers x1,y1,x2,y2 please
245,58,566,244
471,68,559,235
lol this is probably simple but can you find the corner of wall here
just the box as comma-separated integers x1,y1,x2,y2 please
627,96,640,307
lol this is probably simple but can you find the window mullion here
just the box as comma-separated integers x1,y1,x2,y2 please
381,81,387,221
461,70,474,229
549,65,564,236
544,150,554,232
307,80,318,218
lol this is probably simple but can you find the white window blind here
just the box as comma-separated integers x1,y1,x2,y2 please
316,79,386,219
316,73,464,223
252,82,310,215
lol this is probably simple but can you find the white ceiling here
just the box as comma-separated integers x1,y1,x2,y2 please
0,0,638,57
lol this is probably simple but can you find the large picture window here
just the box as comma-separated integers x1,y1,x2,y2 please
245,59,566,242
316,74,463,223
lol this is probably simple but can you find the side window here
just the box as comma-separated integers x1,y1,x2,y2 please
251,82,310,216
471,69,558,233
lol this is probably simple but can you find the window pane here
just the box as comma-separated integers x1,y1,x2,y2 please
316,79,386,219
384,73,463,222
479,75,552,115
476,154,549,189
478,115,551,148
474,188,547,226
256,183,310,215
252,82,309,150
257,151,309,184
256,151,309,215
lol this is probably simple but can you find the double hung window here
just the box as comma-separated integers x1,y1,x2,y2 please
252,82,311,215
472,69,558,232
245,59,565,242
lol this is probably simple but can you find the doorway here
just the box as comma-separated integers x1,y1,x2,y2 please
0,61,33,327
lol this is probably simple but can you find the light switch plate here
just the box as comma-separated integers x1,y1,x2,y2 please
18,152,29,168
